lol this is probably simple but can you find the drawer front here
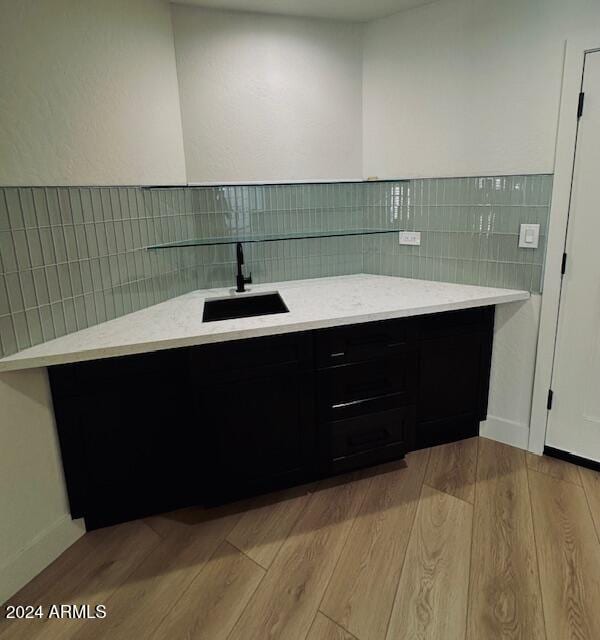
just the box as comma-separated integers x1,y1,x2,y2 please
331,407,413,458
190,332,313,381
419,306,494,340
315,318,416,367
318,354,417,421
329,407,414,473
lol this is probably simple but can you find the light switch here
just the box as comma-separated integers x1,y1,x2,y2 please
519,224,540,249
399,231,421,246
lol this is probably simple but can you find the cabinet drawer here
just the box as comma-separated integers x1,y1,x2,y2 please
329,407,414,474
315,318,416,367
318,354,417,421
419,306,494,340
190,332,313,381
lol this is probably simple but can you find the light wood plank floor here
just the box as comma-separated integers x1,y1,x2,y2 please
2,437,600,640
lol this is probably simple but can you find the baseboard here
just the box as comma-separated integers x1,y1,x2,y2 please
0,515,85,605
479,414,529,450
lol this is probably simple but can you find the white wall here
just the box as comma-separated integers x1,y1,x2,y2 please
172,5,363,183
480,295,542,449
0,0,186,186
0,369,84,604
363,0,600,179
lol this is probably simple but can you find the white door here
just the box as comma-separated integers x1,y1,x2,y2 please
546,50,600,461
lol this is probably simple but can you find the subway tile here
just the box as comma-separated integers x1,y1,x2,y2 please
5,188,24,229
64,225,79,261
80,260,93,293
63,298,78,334
109,189,122,220
73,296,88,330
25,307,43,345
19,188,37,228
0,315,17,356
95,222,108,255
84,293,97,326
19,270,37,309
51,302,67,337
89,258,103,292
90,188,104,222
100,189,113,222
0,275,9,316
68,262,84,297
6,273,24,312
32,268,50,306
32,188,50,227
13,230,31,270
51,227,68,263
27,228,44,267
45,265,61,303
0,190,10,231
72,224,87,259
84,224,99,258
12,311,31,350
70,189,84,224
80,188,95,224
46,188,62,226
57,263,73,299
0,231,18,273
58,188,73,225
38,305,55,342
39,228,56,264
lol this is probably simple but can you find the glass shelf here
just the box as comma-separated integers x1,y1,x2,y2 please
146,228,400,249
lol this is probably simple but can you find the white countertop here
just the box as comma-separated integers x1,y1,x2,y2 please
0,274,529,372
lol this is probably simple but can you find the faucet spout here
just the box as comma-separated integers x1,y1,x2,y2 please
235,242,252,292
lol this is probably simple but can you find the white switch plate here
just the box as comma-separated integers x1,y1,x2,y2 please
399,231,421,246
519,224,540,249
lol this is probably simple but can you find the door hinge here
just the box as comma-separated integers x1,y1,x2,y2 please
547,389,554,411
577,92,585,119
561,252,567,275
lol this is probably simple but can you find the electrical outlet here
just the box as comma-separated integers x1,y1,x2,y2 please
519,224,540,249
399,231,421,246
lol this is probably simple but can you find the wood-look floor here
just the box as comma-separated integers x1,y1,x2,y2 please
2,437,600,640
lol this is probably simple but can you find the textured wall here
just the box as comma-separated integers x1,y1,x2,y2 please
0,0,186,186
172,5,364,183
362,0,600,178
0,368,84,605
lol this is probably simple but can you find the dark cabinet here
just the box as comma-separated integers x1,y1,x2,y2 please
49,306,495,530
49,350,194,529
191,334,316,503
416,307,494,449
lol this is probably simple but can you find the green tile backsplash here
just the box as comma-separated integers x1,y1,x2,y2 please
363,175,551,292
0,175,552,359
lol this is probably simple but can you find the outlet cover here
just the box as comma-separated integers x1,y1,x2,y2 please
399,231,421,246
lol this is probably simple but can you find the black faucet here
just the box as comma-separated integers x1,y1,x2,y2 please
235,242,252,292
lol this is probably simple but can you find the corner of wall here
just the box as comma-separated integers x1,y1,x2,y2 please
1,516,84,605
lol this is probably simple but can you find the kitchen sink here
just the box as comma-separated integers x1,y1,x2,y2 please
202,291,289,322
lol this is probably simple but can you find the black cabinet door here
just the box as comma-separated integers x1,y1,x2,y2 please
50,350,194,529
200,370,315,503
417,329,492,448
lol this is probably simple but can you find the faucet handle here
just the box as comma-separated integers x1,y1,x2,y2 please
245,272,252,284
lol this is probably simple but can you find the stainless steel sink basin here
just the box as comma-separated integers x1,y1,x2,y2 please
202,291,289,322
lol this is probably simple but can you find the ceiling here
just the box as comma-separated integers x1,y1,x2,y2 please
171,0,438,22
